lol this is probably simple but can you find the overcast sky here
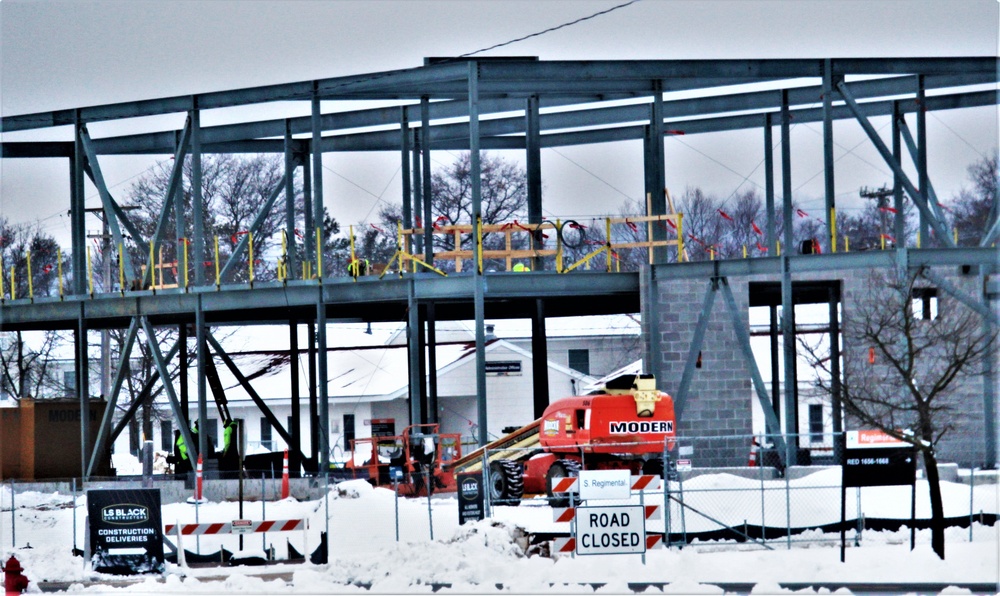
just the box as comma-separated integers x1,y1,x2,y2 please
1,0,997,247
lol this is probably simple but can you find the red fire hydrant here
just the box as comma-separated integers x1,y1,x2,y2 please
2,555,29,595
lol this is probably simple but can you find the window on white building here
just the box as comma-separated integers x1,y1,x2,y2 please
568,349,590,375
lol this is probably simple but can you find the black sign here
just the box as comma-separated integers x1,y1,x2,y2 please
843,447,917,487
485,361,522,376
371,418,396,437
457,472,486,525
87,489,164,574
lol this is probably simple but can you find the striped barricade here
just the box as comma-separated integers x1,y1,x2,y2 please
165,518,307,535
551,475,660,494
553,505,660,522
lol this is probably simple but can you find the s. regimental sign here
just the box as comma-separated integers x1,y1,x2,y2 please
87,489,164,574
842,430,916,487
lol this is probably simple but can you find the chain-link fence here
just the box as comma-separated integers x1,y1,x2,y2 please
478,432,999,552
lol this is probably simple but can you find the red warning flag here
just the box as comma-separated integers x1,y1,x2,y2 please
717,209,734,221
751,221,763,235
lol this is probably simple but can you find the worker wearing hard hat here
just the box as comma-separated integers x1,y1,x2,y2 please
512,263,531,272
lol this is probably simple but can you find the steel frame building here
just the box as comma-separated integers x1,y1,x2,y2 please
1,56,998,478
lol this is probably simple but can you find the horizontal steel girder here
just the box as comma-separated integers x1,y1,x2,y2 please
4,57,995,135
6,71,994,158
0,248,993,331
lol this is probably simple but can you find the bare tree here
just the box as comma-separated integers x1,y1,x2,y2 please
800,266,996,559
950,152,998,246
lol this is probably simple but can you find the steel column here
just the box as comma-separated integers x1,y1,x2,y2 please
412,130,423,257
303,144,314,269
400,108,412,232
417,304,429,424
307,322,319,463
407,282,422,425
427,302,438,425
311,86,325,276
196,296,208,458
191,104,206,286
421,96,434,265
526,95,543,270
174,129,186,285
77,305,90,478
70,115,87,295
531,298,549,419
984,264,998,466
289,320,302,471
822,59,837,252
285,120,298,278
764,113,777,254
179,323,189,427
828,284,843,462
316,289,330,470
917,76,930,246
780,89,798,465
79,127,136,281
469,61,488,446
142,118,191,287
650,81,667,263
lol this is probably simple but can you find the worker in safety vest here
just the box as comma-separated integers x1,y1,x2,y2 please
173,430,192,474
220,419,240,471
348,258,370,277
512,263,531,272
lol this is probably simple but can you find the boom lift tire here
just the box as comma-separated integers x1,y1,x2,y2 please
488,459,524,506
545,459,581,507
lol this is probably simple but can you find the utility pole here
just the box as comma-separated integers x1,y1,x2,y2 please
86,206,139,399
860,185,895,247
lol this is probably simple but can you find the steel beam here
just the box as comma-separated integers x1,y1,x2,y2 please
531,299,549,419
764,113,776,254
898,116,948,228
141,317,197,460
87,317,140,476
196,296,208,458
289,320,302,471
672,278,719,420
218,171,289,282
142,117,192,288
311,87,325,275
718,277,787,464
206,332,297,451
837,82,955,248
922,269,1000,326
109,341,182,444
71,119,87,295
77,305,90,478
526,95,542,270
79,126,136,281
426,302,438,424
892,103,905,246
407,282,422,425
401,108,412,234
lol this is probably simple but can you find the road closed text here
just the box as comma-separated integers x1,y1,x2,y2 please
576,505,646,555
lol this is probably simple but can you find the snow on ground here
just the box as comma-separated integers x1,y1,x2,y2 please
0,474,997,593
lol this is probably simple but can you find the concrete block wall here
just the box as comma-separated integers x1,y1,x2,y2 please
643,271,754,467
643,262,997,470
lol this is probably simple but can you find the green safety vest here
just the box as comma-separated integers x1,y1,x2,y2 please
223,423,234,454
176,433,188,461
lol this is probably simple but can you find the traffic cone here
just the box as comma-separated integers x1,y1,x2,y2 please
281,449,290,499
195,453,204,500
748,437,759,467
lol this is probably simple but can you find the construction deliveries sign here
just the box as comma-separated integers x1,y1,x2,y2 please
87,488,164,574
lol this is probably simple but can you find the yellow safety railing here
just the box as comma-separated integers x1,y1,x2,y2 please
379,223,448,279
398,220,560,273
564,213,684,273
26,250,33,300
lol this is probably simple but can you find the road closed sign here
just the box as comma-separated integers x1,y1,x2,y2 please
576,505,646,555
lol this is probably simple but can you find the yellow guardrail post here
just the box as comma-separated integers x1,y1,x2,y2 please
604,218,612,273
316,226,323,283
742,245,747,259
149,241,155,291
555,219,563,273
844,235,850,253
677,213,684,263
830,207,837,253
57,247,64,299
183,239,189,290
709,247,715,260
214,235,221,289
118,243,125,295
26,250,34,301
10,266,15,300
349,225,357,281
953,228,958,245
278,230,287,282
248,232,255,285
86,247,94,296
0,255,5,301
777,241,781,257
476,215,483,275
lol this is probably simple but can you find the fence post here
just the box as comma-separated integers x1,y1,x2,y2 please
425,467,434,541
261,473,267,551
969,468,976,543
759,440,766,546
662,440,670,548
678,472,687,546
11,480,15,548
640,486,646,565
785,461,791,550
72,478,77,554
482,449,491,519
394,477,400,542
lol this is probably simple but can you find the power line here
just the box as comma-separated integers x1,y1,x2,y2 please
459,0,642,58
